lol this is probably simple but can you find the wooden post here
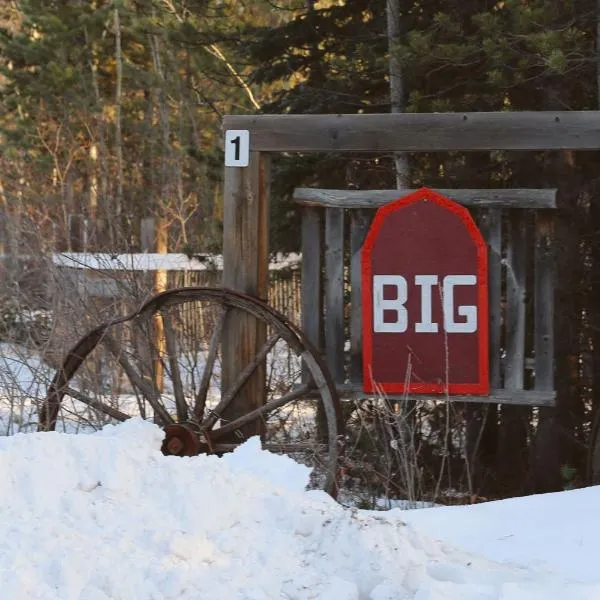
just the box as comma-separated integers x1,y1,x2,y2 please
68,214,85,252
139,216,167,394
222,151,270,432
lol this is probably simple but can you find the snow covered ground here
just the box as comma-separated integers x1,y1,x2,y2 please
0,419,598,599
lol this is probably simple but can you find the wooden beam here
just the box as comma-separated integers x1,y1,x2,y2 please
222,152,270,432
294,188,557,209
336,385,556,407
224,112,600,152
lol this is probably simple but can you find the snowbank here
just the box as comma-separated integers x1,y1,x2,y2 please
399,485,600,585
0,419,597,599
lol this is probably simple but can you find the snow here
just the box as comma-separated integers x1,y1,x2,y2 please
397,487,600,585
0,419,598,599
52,252,301,272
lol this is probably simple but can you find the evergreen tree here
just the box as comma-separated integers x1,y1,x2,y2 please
0,0,281,251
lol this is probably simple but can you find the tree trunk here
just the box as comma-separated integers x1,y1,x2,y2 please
114,7,124,242
386,0,409,187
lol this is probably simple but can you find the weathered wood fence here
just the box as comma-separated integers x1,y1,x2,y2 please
221,111,600,409
294,188,557,406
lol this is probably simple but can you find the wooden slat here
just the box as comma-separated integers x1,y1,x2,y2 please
332,384,555,406
324,208,345,384
222,152,270,432
479,208,503,388
140,217,155,252
349,210,372,383
534,212,555,392
224,112,600,152
294,188,557,209
505,211,527,389
301,208,322,349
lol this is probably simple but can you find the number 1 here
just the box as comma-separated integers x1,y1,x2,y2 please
231,136,241,161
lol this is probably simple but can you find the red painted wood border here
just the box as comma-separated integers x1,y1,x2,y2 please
361,187,489,395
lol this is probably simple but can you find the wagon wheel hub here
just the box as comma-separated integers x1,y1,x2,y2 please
161,423,203,457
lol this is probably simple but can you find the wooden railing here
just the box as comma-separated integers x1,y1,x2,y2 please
294,187,557,406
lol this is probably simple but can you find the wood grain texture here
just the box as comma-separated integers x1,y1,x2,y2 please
349,210,372,383
505,211,527,390
224,112,600,152
477,208,503,388
301,208,322,383
534,212,555,391
336,385,556,406
301,208,322,349
324,207,345,384
222,152,270,430
140,217,155,253
293,188,557,209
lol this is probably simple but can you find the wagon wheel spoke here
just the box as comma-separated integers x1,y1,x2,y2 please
39,287,343,496
193,307,228,423
103,331,173,426
210,383,311,440
201,332,281,431
63,387,130,422
162,311,188,422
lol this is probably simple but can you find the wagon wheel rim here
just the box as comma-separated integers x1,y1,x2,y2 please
39,287,343,496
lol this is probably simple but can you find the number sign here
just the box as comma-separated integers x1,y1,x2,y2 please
362,188,489,395
225,130,250,167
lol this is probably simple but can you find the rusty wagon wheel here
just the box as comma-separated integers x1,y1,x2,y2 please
39,287,344,495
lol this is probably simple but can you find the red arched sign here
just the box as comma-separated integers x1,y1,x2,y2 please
362,188,489,395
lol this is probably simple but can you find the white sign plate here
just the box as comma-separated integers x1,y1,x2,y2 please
225,130,250,167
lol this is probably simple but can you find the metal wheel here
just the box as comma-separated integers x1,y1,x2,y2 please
39,287,343,495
